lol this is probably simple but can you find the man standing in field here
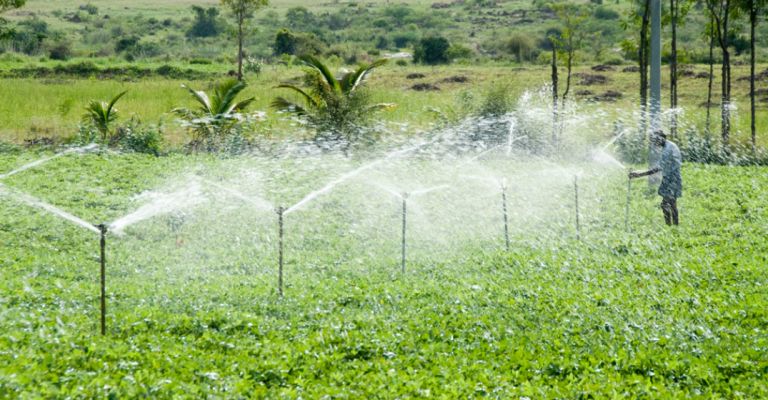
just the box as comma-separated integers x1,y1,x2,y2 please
629,131,683,226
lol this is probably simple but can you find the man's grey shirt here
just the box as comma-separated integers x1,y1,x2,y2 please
657,140,683,198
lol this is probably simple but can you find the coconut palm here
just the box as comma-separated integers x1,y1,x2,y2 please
83,90,128,143
271,55,394,146
173,79,256,150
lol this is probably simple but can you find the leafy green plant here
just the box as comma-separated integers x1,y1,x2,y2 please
173,79,256,152
82,90,128,144
271,55,394,147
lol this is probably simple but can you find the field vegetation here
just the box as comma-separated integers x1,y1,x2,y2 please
1,150,767,397
1,0,768,396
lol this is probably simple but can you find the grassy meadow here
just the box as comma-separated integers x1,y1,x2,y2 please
2,62,768,147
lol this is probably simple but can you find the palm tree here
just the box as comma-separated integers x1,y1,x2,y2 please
83,90,128,144
271,55,394,146
173,79,256,150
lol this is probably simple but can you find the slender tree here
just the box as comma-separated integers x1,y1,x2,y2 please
707,0,734,149
736,0,767,153
639,0,651,137
221,0,268,81
551,3,589,146
705,13,716,140
670,0,679,139
551,39,558,146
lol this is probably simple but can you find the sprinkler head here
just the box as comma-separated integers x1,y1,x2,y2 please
97,224,108,234
275,206,284,215
402,192,409,200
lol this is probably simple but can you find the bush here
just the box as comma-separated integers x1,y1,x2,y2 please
414,36,450,65
79,3,98,15
186,6,222,38
114,119,163,155
505,34,537,63
48,42,72,61
594,6,619,20
446,44,474,60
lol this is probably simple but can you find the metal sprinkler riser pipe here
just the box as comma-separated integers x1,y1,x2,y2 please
401,193,408,274
276,206,285,297
97,223,108,336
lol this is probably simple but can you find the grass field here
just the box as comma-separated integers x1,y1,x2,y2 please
0,147,767,397
1,62,767,148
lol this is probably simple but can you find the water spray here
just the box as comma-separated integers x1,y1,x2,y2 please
276,206,285,297
401,193,408,274
97,223,107,335
573,176,581,241
501,180,510,251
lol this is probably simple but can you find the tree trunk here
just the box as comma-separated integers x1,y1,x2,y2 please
721,0,731,150
551,45,558,146
639,0,651,138
706,12,715,139
670,0,678,139
237,13,244,81
750,2,757,153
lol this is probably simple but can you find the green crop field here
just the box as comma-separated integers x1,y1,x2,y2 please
1,149,767,398
2,0,768,397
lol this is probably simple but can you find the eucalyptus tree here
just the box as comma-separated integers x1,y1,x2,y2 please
735,0,767,152
271,55,394,148
221,0,268,81
668,0,693,139
706,0,735,149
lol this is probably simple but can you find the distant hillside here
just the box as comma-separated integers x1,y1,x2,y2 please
2,0,768,67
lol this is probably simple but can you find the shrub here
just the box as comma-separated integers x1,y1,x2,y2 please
48,42,72,61
186,6,222,38
414,36,450,65
505,34,537,63
114,119,163,155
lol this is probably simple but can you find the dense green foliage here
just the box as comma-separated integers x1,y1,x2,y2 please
272,55,394,146
0,152,767,397
1,0,767,65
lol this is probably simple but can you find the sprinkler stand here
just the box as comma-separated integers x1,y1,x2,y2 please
97,224,107,335
573,176,581,241
401,193,408,274
277,206,284,297
625,172,632,232
501,182,510,251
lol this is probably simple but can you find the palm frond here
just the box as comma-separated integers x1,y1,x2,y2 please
106,90,128,118
275,84,321,109
341,59,388,94
271,97,307,115
298,54,341,93
182,84,212,114
214,79,246,115
229,97,256,114
365,103,397,113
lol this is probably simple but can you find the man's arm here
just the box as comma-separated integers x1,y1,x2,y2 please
629,167,660,179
